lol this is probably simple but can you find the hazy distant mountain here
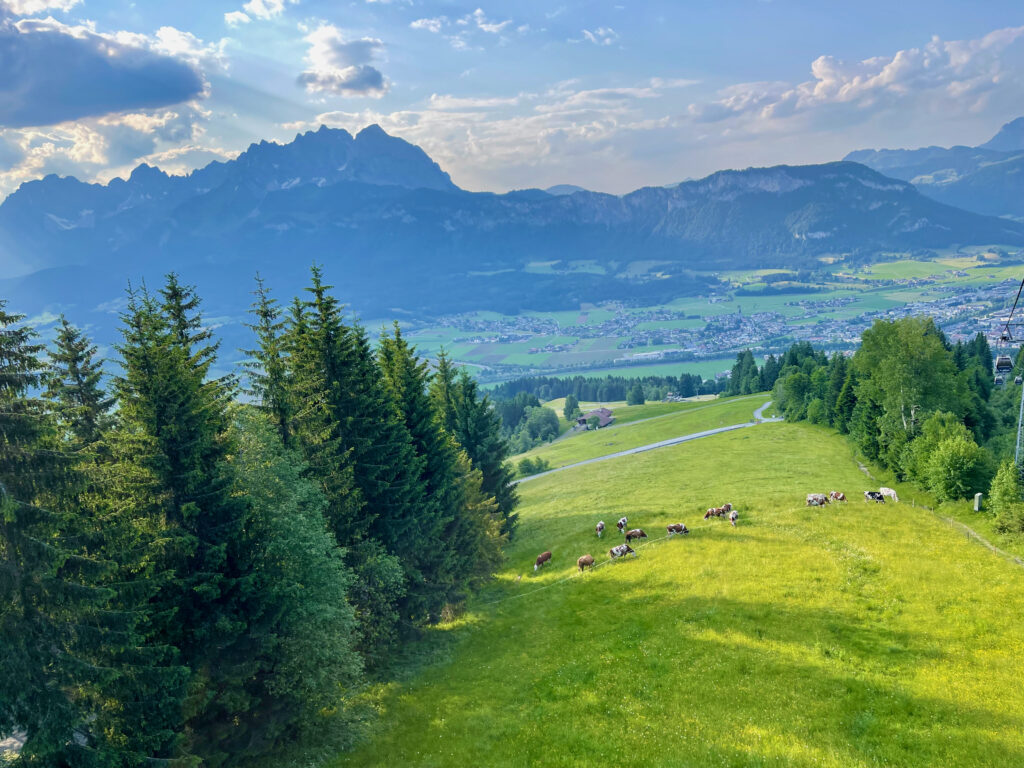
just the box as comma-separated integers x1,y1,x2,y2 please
2,126,1022,354
544,184,589,196
844,118,1024,219
978,117,1024,152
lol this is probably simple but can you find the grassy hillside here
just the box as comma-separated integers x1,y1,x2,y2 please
334,410,1024,767
517,394,766,470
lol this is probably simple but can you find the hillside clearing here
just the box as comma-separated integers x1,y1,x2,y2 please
335,420,1024,768
517,394,766,470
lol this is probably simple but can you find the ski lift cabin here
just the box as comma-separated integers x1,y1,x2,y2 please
995,355,1014,375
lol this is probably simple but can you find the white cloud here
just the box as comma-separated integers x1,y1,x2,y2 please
470,8,511,34
2,0,80,14
241,0,294,20
580,27,618,46
222,0,295,24
0,102,215,198
297,23,389,97
150,26,229,69
410,17,444,34
428,93,520,110
689,26,1024,130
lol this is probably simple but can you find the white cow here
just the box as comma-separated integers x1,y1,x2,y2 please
879,487,899,503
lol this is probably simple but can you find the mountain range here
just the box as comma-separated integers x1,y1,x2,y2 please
845,118,1024,220
3,121,1024,356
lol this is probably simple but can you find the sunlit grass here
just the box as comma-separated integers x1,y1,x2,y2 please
516,395,766,469
334,421,1024,767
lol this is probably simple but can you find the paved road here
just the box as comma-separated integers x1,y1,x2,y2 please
517,400,781,484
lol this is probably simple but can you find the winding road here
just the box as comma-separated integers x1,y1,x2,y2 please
517,400,782,484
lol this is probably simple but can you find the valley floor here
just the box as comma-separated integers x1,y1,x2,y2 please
334,413,1024,767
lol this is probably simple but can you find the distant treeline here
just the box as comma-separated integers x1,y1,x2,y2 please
734,284,826,296
732,322,1024,532
0,270,517,766
491,371,728,405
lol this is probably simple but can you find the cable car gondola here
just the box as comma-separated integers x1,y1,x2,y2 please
996,355,1014,374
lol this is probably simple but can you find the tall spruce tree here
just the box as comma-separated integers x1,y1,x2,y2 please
444,369,518,535
244,276,294,447
44,316,114,452
378,324,463,618
0,304,121,765
224,407,364,763
110,278,253,765
281,268,431,648
285,270,367,545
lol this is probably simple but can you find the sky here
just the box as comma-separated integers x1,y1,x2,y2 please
2,0,1024,199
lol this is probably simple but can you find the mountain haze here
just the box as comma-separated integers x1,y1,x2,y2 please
2,125,1023,354
844,117,1024,219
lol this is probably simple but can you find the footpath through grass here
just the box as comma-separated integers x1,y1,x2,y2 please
335,421,1024,768
518,394,766,471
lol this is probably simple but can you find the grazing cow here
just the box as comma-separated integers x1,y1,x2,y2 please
625,528,648,544
729,510,738,526
806,493,828,507
609,543,636,560
617,516,629,534
828,491,847,502
864,491,885,503
577,554,595,573
667,523,689,537
534,551,552,571
880,487,899,503
704,506,728,519
596,521,605,538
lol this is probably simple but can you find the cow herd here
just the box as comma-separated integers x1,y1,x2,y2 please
534,504,737,576
806,487,899,507
530,485,904,580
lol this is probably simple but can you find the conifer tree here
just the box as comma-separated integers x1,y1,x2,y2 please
244,276,294,446
430,349,459,434
0,303,122,764
285,269,367,545
224,407,364,763
109,278,252,765
379,323,463,617
44,316,114,451
446,369,519,535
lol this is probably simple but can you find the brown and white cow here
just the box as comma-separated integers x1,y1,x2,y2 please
609,543,636,560
828,491,847,502
704,506,728,519
864,491,885,503
534,550,552,571
806,493,829,507
667,523,689,537
616,516,629,534
577,554,595,573
624,528,648,544
879,487,899,503
729,510,738,526
596,521,605,538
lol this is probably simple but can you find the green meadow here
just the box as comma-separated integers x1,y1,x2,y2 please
333,401,1024,767
517,395,766,470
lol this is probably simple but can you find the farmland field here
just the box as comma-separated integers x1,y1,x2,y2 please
398,249,1024,383
335,402,1024,767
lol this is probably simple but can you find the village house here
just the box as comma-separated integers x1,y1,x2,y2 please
576,407,614,430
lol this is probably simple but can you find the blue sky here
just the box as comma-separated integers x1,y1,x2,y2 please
1,0,1023,198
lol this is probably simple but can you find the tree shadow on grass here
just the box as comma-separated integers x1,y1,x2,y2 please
489,595,1023,768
